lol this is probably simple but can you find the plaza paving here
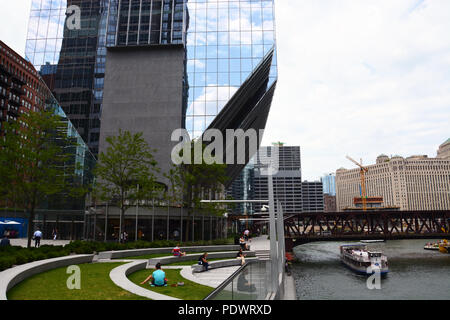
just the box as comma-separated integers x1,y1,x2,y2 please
10,238,71,247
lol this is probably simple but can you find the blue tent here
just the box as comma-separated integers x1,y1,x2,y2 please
0,218,28,238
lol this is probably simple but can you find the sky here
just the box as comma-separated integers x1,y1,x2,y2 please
1,0,449,181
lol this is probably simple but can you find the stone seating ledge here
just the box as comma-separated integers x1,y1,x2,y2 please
191,257,259,273
146,251,256,269
98,245,242,260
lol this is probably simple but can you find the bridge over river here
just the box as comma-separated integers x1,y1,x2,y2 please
282,210,450,251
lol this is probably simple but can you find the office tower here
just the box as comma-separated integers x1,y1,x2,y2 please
336,139,450,211
0,40,96,238
301,181,324,212
437,139,450,159
100,0,278,184
26,0,278,183
323,194,336,212
321,173,336,196
26,0,108,155
253,145,302,214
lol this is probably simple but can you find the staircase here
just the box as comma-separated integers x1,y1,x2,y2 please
255,250,271,261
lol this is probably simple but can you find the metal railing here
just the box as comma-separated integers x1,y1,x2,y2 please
204,259,273,300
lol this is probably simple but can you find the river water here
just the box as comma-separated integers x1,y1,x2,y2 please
292,239,450,300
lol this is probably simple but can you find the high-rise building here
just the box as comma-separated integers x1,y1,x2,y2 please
253,145,303,214
26,0,278,185
336,139,450,211
26,0,108,155
321,173,336,196
437,139,450,159
301,181,324,212
323,194,336,212
0,40,96,239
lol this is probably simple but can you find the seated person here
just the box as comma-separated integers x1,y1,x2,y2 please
198,253,209,271
172,244,186,257
236,249,246,266
239,236,249,251
140,263,168,287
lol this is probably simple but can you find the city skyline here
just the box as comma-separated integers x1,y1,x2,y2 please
1,0,450,181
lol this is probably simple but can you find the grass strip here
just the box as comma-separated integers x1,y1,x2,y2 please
7,262,148,300
128,268,213,300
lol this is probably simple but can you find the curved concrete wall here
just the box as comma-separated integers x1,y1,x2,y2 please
98,245,241,260
0,254,94,300
147,251,256,268
109,261,179,300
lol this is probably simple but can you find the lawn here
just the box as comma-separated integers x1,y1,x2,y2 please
128,268,214,300
7,263,148,300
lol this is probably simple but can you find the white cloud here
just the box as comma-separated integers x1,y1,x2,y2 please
0,0,32,56
263,0,450,180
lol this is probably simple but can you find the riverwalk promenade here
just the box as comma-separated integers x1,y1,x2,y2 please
8,235,297,300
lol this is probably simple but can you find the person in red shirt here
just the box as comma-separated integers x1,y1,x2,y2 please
172,244,186,257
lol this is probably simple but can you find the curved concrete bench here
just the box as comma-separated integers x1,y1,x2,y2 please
191,257,259,273
0,254,94,300
109,261,179,300
98,245,241,260
146,251,256,268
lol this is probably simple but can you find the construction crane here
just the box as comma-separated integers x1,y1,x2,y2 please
346,155,369,211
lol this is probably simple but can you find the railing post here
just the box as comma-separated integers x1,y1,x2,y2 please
268,173,278,296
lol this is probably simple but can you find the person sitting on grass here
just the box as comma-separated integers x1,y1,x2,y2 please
236,249,246,266
140,263,168,287
198,253,209,271
172,244,186,257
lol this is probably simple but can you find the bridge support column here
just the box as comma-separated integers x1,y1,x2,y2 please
285,238,294,252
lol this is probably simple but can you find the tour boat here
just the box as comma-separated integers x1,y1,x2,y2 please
340,244,389,275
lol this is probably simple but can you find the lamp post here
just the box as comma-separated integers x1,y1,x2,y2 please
135,184,139,241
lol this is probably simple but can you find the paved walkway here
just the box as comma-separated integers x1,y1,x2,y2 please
247,235,270,251
10,238,71,247
180,266,240,288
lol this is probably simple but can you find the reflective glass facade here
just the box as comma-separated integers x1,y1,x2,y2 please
26,0,109,155
185,0,277,138
322,173,336,196
104,0,277,139
26,0,278,144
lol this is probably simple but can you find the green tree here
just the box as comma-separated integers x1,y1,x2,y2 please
179,141,229,242
0,109,88,248
164,164,184,241
94,130,160,241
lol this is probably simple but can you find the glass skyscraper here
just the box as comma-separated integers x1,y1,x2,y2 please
322,173,336,196
26,0,109,155
26,0,277,148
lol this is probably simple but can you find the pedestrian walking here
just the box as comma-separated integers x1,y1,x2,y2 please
33,229,43,248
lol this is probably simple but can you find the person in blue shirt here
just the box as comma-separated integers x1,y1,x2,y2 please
141,263,168,287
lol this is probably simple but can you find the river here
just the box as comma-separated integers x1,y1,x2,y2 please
291,239,450,300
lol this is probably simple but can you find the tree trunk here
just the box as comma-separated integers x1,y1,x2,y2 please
27,207,35,248
119,206,125,243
